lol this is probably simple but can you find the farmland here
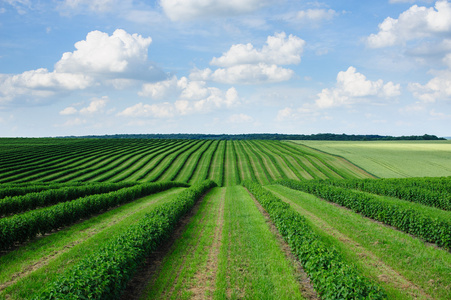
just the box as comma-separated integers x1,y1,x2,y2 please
0,138,450,299
297,140,451,178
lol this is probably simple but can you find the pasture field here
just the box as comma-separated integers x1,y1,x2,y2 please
0,138,450,299
295,140,451,178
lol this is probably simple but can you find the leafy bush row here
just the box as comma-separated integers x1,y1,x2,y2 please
243,180,386,299
321,177,451,211
0,181,188,250
34,179,216,299
277,179,451,249
0,182,136,216
0,182,87,199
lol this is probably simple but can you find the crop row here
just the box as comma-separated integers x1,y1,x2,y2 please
320,177,451,211
277,179,451,249
35,179,217,299
243,180,386,299
0,140,372,185
0,181,188,250
0,182,136,216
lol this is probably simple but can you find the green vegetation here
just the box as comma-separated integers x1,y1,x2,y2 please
0,137,450,299
277,179,451,249
266,184,451,300
243,180,386,299
35,180,216,299
296,140,451,178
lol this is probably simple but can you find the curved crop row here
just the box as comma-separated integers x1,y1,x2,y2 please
0,182,136,216
243,180,386,299
0,181,188,250
135,140,191,181
34,179,217,300
188,139,219,184
277,179,451,249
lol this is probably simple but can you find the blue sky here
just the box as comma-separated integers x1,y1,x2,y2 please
1,0,450,137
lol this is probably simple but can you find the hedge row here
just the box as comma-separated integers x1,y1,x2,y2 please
277,179,451,249
243,180,386,299
321,177,451,211
34,179,216,299
0,181,188,250
0,182,136,216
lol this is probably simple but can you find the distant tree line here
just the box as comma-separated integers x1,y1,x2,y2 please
64,133,446,141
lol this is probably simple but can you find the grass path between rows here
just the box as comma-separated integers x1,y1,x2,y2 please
266,184,451,300
0,188,186,299
141,186,306,299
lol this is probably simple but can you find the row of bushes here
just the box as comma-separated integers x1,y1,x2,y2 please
321,177,451,211
243,180,386,299
0,181,188,250
34,179,216,299
0,182,136,216
277,179,451,249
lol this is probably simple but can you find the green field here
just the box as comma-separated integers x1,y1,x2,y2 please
0,138,450,299
295,140,451,178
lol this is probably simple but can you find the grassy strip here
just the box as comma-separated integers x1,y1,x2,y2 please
249,141,283,180
0,182,89,199
0,182,188,250
34,180,217,299
267,184,451,300
141,187,225,299
277,179,451,249
240,141,271,184
243,180,386,299
0,182,136,216
214,186,305,299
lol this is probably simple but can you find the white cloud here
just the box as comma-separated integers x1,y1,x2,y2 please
367,0,451,48
126,76,240,118
192,32,304,85
296,8,338,22
315,67,401,108
59,106,78,115
0,69,92,105
160,0,270,21
409,69,451,102
192,64,294,85
55,29,163,80
80,96,108,114
0,29,164,106
211,32,305,67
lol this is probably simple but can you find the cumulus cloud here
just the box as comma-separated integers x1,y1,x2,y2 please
0,29,164,106
59,96,109,116
122,76,240,118
160,0,270,21
409,69,451,102
192,32,304,85
367,0,451,48
315,67,401,108
228,113,254,123
55,29,163,80
211,32,305,67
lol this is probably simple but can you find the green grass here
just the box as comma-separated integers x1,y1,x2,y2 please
266,184,451,300
214,186,304,299
141,187,225,299
0,188,185,298
295,140,451,178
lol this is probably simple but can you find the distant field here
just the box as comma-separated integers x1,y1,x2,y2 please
293,140,451,178
0,138,372,185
